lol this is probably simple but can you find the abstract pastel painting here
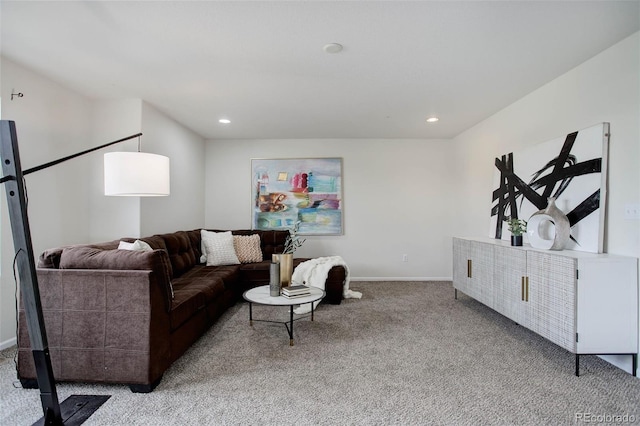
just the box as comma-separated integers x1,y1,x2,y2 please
491,123,608,253
251,158,343,235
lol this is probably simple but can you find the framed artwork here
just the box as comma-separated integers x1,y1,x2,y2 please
251,157,343,235
490,123,608,253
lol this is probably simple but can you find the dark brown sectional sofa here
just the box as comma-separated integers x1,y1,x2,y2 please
17,229,346,392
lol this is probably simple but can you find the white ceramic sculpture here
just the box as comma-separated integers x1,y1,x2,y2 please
527,197,570,250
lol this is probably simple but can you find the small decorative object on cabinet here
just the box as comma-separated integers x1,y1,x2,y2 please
505,218,527,246
527,197,571,250
453,237,638,377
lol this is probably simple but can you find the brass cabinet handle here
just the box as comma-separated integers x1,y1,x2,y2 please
467,259,472,278
521,277,530,301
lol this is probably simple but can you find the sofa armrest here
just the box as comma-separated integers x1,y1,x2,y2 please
18,268,171,386
325,265,346,305
59,246,174,311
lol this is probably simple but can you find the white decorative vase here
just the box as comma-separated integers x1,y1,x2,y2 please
527,197,570,250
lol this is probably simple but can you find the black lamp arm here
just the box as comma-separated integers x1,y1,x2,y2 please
0,132,142,184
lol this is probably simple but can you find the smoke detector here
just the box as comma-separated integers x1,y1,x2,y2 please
323,43,343,54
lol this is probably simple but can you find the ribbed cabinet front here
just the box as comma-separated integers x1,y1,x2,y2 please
453,238,493,306
452,236,637,373
526,251,576,352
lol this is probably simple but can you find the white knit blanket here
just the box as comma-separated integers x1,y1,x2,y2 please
291,255,362,314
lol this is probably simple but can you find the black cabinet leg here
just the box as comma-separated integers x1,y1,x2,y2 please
575,354,580,377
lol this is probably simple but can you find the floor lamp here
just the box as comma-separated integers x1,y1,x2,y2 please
0,120,169,425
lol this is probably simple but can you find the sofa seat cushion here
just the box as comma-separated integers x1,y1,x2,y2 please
170,277,225,331
177,265,240,290
170,288,207,332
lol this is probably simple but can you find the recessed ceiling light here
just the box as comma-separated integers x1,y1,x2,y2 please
323,43,343,54
426,117,439,123
219,119,231,124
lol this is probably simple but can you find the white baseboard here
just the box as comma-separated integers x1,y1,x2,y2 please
351,277,453,282
0,337,17,351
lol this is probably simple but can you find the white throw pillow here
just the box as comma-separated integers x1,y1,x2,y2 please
118,240,153,252
201,230,240,266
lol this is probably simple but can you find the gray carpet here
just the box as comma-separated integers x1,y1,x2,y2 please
1,281,639,425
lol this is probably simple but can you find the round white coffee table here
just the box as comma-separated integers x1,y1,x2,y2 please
243,285,325,346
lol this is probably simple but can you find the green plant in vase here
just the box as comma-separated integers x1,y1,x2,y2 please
283,220,306,254
505,218,527,246
273,221,306,287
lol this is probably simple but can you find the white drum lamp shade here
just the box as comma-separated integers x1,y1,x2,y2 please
104,152,170,196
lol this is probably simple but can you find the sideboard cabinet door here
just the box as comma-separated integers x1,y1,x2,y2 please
574,257,638,354
526,251,577,352
493,244,527,323
453,237,493,306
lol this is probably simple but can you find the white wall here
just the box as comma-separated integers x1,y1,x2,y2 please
140,102,205,235
451,32,640,374
205,138,454,280
451,32,639,257
0,57,92,348
88,100,206,241
88,99,142,241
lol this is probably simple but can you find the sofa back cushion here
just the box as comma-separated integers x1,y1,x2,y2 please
254,230,289,259
39,228,286,272
39,247,66,269
38,240,121,269
153,231,197,278
185,229,202,261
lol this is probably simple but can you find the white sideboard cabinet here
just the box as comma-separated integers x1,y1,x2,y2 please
453,237,638,376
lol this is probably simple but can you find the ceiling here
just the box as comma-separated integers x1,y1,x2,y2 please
1,1,638,140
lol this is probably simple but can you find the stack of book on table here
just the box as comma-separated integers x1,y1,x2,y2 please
281,285,311,298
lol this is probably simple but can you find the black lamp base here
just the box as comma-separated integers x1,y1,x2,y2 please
33,395,110,426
